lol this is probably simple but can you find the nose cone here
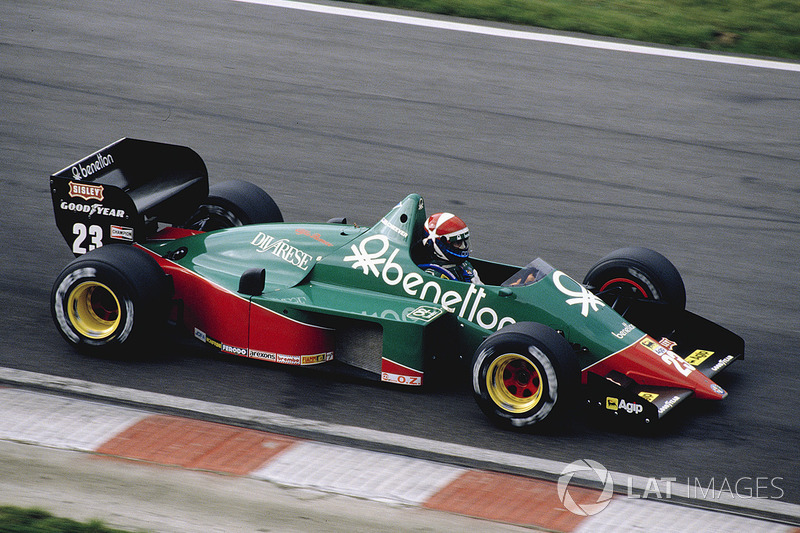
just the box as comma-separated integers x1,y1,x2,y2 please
694,378,727,400
588,336,727,400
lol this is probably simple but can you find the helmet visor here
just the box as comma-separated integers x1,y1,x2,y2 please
449,235,469,251
444,232,470,259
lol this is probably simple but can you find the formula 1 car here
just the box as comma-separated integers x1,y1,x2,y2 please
50,139,744,429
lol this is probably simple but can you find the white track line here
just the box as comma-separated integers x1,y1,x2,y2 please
232,0,800,72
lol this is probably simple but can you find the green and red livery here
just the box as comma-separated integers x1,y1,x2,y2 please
50,139,744,429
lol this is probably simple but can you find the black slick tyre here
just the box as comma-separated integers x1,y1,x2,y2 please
472,322,578,430
583,247,686,309
184,180,283,230
51,245,171,356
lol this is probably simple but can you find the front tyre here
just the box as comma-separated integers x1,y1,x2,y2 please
51,245,171,356
472,323,578,430
583,247,686,309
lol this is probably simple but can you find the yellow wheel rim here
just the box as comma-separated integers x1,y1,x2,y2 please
67,281,121,340
486,353,543,413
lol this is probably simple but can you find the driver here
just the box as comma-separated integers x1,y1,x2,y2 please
418,212,482,284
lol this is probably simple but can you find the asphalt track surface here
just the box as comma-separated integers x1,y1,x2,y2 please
2,0,799,519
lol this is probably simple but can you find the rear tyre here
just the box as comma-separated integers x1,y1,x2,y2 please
184,180,283,230
51,245,171,356
472,323,578,430
583,247,686,309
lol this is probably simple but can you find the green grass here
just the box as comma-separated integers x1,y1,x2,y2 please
350,0,800,59
0,506,140,533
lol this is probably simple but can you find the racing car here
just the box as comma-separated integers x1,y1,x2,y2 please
50,138,744,429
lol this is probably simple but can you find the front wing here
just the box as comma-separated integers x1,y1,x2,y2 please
585,296,744,422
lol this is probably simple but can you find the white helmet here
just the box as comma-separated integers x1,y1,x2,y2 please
422,212,470,264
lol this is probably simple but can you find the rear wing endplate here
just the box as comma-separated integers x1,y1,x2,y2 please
50,138,209,254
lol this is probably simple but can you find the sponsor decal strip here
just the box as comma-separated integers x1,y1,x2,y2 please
640,338,694,378
605,397,644,415
612,322,636,340
251,232,313,270
60,201,126,218
379,217,409,239
110,225,134,241
295,228,333,246
405,305,445,323
68,181,105,200
70,153,114,180
381,357,424,386
710,355,735,372
685,349,715,366
658,395,684,415
195,328,333,365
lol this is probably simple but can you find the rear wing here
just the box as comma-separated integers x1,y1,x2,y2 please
51,138,209,254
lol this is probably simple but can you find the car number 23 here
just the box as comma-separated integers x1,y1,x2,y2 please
72,222,103,254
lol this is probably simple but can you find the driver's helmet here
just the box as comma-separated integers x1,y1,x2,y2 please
422,212,471,264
